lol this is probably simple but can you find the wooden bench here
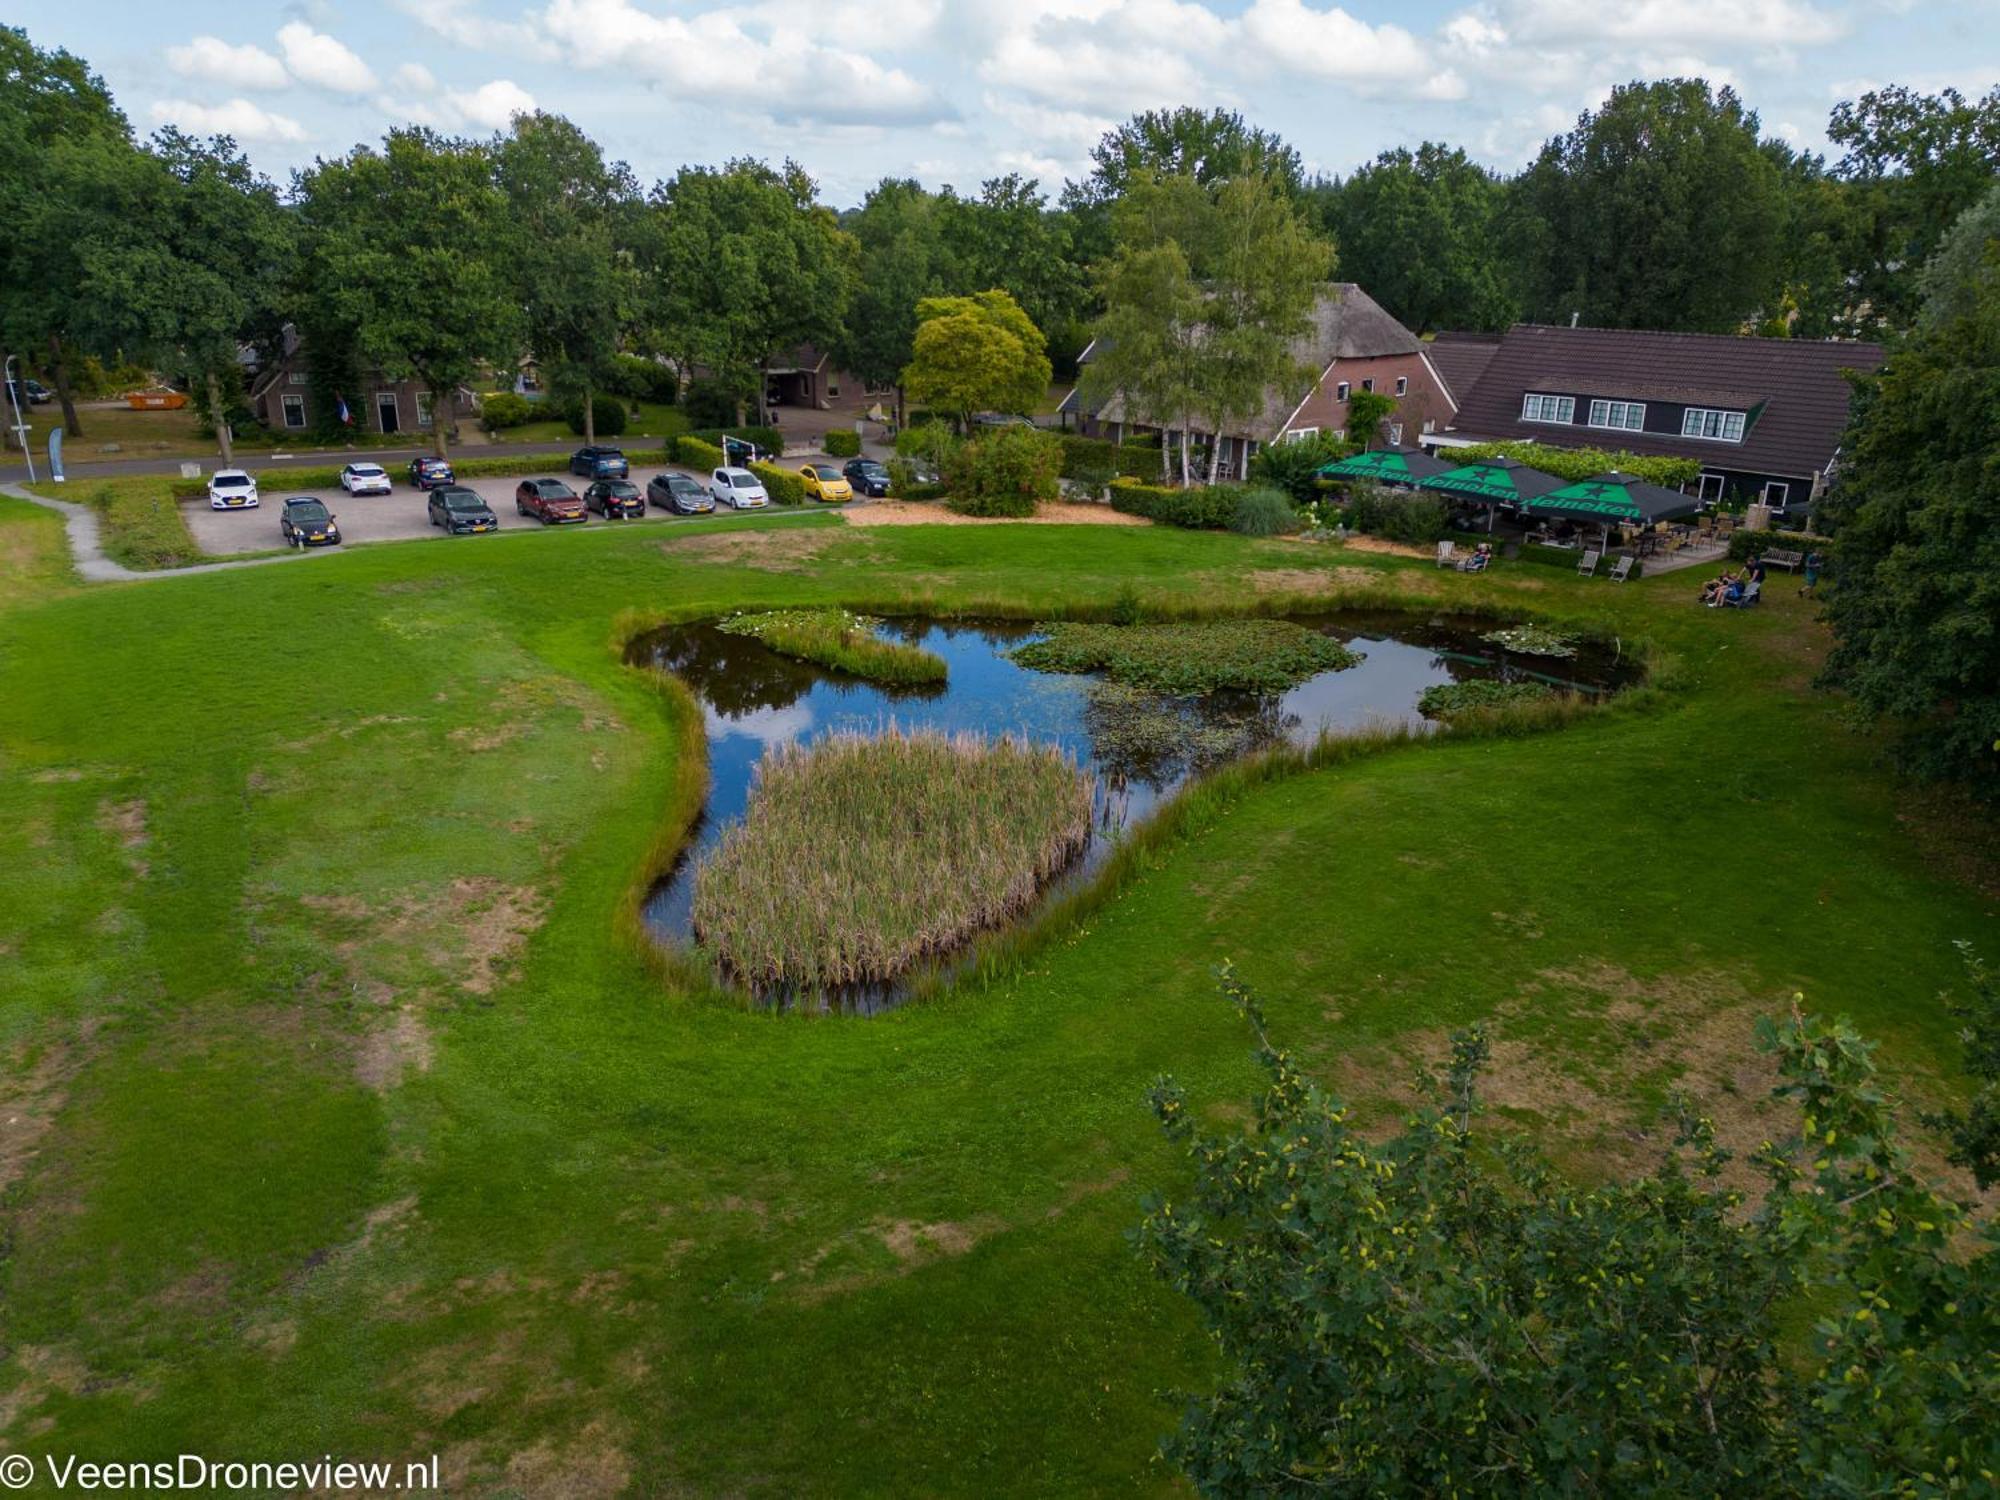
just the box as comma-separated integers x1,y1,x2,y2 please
1760,548,1806,571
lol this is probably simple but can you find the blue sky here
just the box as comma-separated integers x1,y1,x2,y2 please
26,0,2000,205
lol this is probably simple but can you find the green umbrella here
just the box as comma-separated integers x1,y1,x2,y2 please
1317,447,1458,485
1525,471,1701,525
1416,457,1569,506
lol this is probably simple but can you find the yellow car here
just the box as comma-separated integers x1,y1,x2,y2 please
799,463,853,503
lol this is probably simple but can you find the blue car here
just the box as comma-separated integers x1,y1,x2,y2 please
569,445,629,480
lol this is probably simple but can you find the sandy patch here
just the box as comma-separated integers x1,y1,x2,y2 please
1,1021,98,1196
1338,535,1440,560
838,500,1149,527
96,797,149,876
659,528,841,572
1236,565,1414,596
876,1217,997,1263
355,1006,434,1093
451,878,547,994
502,1419,631,1500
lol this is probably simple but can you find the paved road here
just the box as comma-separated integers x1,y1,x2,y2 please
0,439,592,486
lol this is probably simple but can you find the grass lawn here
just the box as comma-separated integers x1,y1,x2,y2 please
0,498,1993,1494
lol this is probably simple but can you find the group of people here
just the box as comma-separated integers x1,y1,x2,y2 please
1700,555,1765,608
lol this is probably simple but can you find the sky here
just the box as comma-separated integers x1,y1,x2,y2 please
21,0,2000,206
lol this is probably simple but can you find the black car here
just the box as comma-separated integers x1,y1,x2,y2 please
428,485,499,534
584,478,645,518
279,497,341,548
407,455,455,490
842,457,891,498
4,378,52,407
569,445,629,480
646,472,713,515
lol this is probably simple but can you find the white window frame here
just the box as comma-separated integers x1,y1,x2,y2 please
1386,421,1404,445
1360,378,1375,393
1689,472,1725,502
1394,376,1408,397
1521,393,1575,424
287,371,308,386
1334,381,1350,402
1681,407,1746,443
375,391,400,431
1762,481,1790,508
1587,399,1646,432
280,393,306,429
1283,426,1318,444
415,390,435,429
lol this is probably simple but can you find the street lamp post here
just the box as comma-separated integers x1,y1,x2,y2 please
3,354,36,484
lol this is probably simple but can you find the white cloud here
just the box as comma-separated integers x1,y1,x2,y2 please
1441,11,1508,52
392,0,560,59
391,62,438,92
1240,0,1435,81
149,97,308,143
447,78,538,128
166,36,289,90
276,21,376,93
1503,0,1842,49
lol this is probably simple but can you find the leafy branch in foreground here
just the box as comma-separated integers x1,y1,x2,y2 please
1138,964,1999,1498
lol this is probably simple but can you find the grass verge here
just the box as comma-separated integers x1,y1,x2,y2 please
74,480,203,570
716,608,947,686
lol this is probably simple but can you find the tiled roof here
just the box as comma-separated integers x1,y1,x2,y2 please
1424,332,1501,410
1448,324,1884,481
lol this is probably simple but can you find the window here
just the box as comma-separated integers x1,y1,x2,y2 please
826,376,840,398
1681,407,1746,442
1521,393,1575,424
1284,427,1318,444
287,371,307,386
1386,421,1404,445
280,394,306,429
415,390,434,429
1762,481,1790,508
1587,399,1646,431
1360,378,1374,393
1334,381,1350,402
1394,376,1408,397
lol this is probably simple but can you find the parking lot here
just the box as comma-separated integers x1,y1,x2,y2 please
180,462,854,556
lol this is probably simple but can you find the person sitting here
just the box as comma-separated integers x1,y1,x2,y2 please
1700,570,1737,606
1457,542,1492,573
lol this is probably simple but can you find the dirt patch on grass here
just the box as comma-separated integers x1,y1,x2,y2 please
876,1216,998,1263
355,1006,434,1093
2,1019,101,1196
838,500,1149,527
452,879,546,994
300,877,545,998
502,1419,631,1500
659,528,841,572
448,722,527,753
1235,564,1420,596
1339,535,1439,561
96,797,149,876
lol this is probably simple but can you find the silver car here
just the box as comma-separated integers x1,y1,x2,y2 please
708,466,768,509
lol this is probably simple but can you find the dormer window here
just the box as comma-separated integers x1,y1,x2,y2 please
1521,393,1574,424
1681,408,1747,443
1588,399,1645,431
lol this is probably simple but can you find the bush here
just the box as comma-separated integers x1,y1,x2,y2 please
674,435,724,471
749,460,804,506
1729,527,1824,562
1059,434,1161,483
563,393,627,437
1450,440,1700,490
682,378,744,427
823,428,861,459
1107,479,1239,530
479,391,533,431
684,426,783,459
894,420,960,470
605,354,679,405
1251,433,1349,502
1378,491,1449,546
1229,487,1300,537
944,426,1061,517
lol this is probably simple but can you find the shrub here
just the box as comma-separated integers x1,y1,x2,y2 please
563,393,627,437
894,420,960,471
823,428,861,459
479,391,533,431
1059,434,1161,483
749,460,804,506
1377,491,1449,546
944,426,1060,518
717,610,946,686
1107,479,1238,530
1450,440,1700,489
605,353,679,404
1729,527,1824,562
1229,487,1300,537
1251,433,1348,502
1011,620,1360,693
684,425,783,458
674,435,725,471
682,378,744,427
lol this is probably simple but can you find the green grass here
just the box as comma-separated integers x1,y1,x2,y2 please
691,727,1095,994
1418,679,1559,719
716,607,948,685
1012,617,1361,692
0,497,1993,1495
75,479,204,570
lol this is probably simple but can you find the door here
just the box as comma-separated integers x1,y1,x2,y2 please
1692,472,1725,504
376,392,400,434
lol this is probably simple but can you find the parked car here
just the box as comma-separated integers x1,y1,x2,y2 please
647,472,713,515
842,457,891,498
569,445,629,480
4,378,51,406
799,463,852,503
339,462,393,496
584,478,644,519
407,456,455,490
708,467,768,509
279,497,340,547
428,485,499,534
515,477,587,524
206,469,259,510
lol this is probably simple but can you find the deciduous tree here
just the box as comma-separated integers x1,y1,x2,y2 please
1324,144,1518,333
900,290,1050,432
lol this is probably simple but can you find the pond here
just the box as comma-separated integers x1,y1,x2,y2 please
626,612,1635,1010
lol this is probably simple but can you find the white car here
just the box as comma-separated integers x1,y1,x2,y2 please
207,469,259,510
339,462,393,496
708,466,768,509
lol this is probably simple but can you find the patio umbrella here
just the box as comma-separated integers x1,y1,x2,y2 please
1317,446,1458,486
1524,471,1701,526
1416,457,1569,531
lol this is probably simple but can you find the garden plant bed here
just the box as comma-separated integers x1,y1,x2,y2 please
690,727,1096,994
717,608,947,686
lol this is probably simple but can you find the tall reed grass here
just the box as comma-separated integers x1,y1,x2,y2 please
717,608,947,686
690,727,1096,992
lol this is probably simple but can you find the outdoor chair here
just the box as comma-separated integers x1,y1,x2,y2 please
1435,540,1456,567
1577,549,1601,578
1608,555,1634,582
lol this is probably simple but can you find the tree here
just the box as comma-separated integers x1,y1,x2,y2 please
1829,85,2000,331
644,158,853,425
1514,80,1782,332
939,175,1088,355
296,130,518,459
494,112,637,446
1817,194,2000,799
836,178,951,426
1069,107,1304,207
1325,144,1518,333
900,290,1050,431
1139,965,2000,1496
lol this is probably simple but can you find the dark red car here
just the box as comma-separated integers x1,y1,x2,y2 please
515,478,587,525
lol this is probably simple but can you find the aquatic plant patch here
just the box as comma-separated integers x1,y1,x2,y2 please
1010,619,1359,694
1483,624,1580,658
717,608,947,686
1418,680,1558,719
690,728,1096,991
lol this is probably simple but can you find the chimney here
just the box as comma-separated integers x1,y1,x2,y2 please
1569,311,1580,328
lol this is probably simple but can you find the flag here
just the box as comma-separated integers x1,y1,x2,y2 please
337,395,352,426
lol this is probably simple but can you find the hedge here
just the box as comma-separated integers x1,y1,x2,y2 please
823,428,861,458
1729,527,1825,561
1059,434,1161,481
673,435,725,471
1107,478,1238,529
1446,440,1699,489
682,425,782,457
749,460,804,506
